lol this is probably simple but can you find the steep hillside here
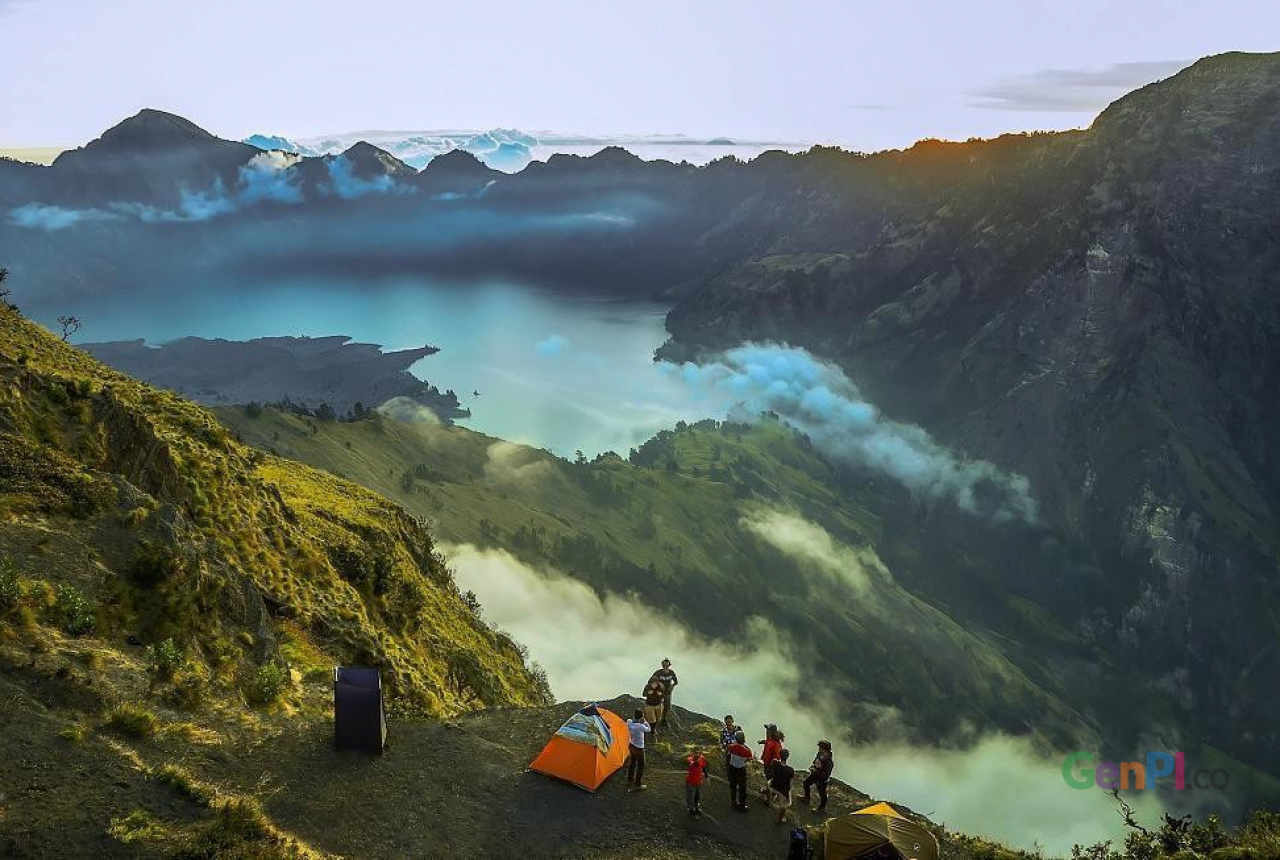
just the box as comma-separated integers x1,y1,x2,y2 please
218,405,1125,753
0,307,550,855
658,52,1280,778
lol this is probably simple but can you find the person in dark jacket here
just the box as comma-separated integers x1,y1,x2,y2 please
649,658,678,726
769,749,797,824
642,679,666,737
800,740,834,810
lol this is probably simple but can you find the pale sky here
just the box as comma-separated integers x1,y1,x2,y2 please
1,0,1277,150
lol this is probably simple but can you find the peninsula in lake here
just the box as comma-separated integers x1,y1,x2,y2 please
82,335,468,421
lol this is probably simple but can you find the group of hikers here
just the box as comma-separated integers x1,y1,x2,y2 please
623,659,836,825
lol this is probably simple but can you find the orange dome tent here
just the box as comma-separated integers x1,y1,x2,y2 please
529,705,630,791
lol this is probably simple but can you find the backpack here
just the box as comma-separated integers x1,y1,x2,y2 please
787,828,811,860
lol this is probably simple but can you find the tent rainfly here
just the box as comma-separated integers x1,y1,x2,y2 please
529,704,630,791
817,802,940,860
333,665,387,754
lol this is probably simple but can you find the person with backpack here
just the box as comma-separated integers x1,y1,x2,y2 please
769,748,796,824
626,708,651,789
642,679,666,737
649,658,678,726
800,739,834,810
725,730,754,811
684,747,709,815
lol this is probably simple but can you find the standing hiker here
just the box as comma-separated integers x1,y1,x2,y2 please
642,679,666,737
719,715,739,773
759,724,782,797
626,708,651,789
685,747,709,815
725,730,754,811
800,740,834,811
769,749,796,824
650,658,678,726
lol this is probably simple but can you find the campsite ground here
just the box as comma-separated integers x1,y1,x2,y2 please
222,696,876,859
1,618,972,860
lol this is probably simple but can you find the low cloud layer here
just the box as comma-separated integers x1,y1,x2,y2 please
483,440,553,487
666,344,1038,522
110,180,238,223
321,155,403,200
972,59,1191,112
7,202,120,231
237,150,303,204
245,127,537,172
10,151,307,229
446,542,1163,854
376,396,441,424
741,507,882,595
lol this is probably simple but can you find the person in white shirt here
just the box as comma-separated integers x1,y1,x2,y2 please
626,708,652,788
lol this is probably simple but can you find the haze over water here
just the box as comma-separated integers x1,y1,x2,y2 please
50,277,711,458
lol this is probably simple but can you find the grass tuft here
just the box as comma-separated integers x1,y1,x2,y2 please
104,702,159,739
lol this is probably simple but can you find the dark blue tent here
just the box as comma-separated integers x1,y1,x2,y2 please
334,666,386,753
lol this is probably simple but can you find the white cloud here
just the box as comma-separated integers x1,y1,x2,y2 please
376,396,442,425
7,202,120,230
483,440,553,487
237,150,303,204
740,507,883,595
445,542,1165,854
666,344,1038,523
321,155,403,200
972,59,1191,112
535,334,569,356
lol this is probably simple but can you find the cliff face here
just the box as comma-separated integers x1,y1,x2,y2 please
660,52,1280,773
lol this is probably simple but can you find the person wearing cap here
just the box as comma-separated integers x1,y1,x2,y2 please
801,740,834,810
649,658,678,727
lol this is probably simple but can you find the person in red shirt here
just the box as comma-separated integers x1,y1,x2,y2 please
725,731,755,811
759,725,783,798
684,748,709,815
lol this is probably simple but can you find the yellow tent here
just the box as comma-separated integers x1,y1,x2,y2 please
819,802,939,860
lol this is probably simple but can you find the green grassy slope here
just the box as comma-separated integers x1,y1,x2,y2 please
0,307,551,856
218,406,1096,749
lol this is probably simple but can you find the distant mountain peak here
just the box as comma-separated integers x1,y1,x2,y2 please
101,108,219,143
338,141,415,176
589,145,643,164
422,148,494,174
